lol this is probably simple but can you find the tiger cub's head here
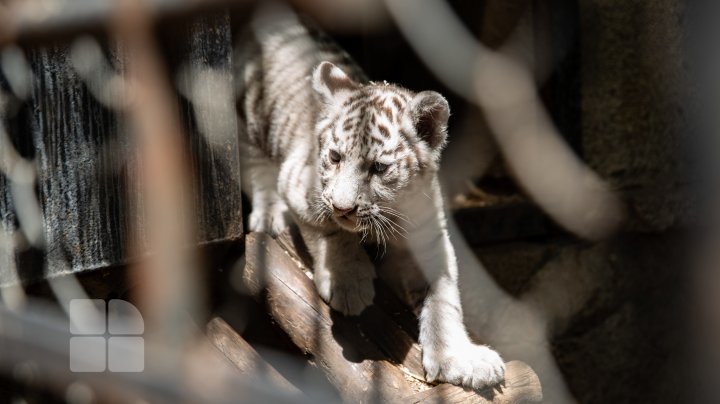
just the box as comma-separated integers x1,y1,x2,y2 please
311,61,449,237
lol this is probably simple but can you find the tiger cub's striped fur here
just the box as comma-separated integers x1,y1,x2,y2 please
237,8,505,389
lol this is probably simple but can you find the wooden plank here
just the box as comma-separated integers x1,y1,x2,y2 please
277,232,543,403
0,12,243,285
405,361,542,404
206,316,301,396
357,304,425,381
372,280,421,339
275,230,425,381
276,229,422,338
165,12,244,245
241,233,414,403
244,232,543,403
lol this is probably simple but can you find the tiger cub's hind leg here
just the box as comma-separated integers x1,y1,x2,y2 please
240,145,291,236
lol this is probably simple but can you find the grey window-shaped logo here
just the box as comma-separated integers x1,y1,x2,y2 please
69,299,144,372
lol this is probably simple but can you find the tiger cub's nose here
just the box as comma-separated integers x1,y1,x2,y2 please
332,204,357,216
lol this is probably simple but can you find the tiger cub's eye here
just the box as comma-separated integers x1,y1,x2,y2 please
329,150,342,163
372,162,389,175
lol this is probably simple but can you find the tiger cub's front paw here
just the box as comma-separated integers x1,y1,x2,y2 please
423,343,505,390
248,200,290,236
314,259,376,316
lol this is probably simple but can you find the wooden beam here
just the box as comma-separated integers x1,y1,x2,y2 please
242,232,543,403
241,233,414,402
206,316,302,396
404,361,542,403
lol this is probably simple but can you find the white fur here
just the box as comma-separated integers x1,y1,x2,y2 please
238,16,506,390
300,223,376,315
397,175,505,388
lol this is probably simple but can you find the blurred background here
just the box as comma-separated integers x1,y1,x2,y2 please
0,0,704,403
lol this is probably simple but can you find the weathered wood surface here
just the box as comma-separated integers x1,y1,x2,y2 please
206,316,301,396
0,12,243,285
275,230,426,376
406,361,543,404
240,232,543,403
241,233,413,403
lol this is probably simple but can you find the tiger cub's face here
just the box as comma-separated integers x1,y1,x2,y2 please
311,62,449,239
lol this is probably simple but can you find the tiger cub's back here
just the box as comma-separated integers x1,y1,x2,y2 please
237,9,365,162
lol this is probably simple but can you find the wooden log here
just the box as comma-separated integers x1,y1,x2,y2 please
275,230,425,380
276,231,543,403
206,316,301,396
242,232,543,403
404,361,542,404
241,233,414,403
276,229,422,338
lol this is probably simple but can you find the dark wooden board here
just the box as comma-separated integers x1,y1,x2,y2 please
241,232,543,403
241,233,413,403
406,361,543,404
206,316,302,396
0,12,243,285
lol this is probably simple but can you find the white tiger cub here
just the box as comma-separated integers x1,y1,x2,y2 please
237,9,505,389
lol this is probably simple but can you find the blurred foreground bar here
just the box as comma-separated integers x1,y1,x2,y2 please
0,0,247,47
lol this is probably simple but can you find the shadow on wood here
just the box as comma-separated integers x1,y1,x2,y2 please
234,232,543,403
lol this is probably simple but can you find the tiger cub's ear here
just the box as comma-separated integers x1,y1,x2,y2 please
312,61,359,103
409,91,450,151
